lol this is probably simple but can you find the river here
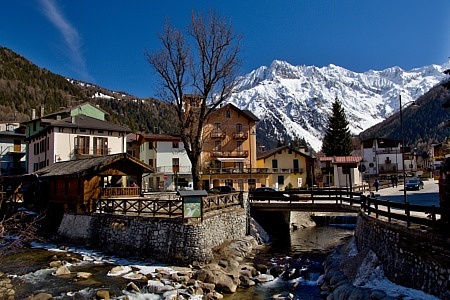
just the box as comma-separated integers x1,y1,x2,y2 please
0,224,355,299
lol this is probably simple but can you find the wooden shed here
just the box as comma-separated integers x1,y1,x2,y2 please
26,153,154,216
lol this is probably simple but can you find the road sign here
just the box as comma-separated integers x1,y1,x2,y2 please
358,164,367,172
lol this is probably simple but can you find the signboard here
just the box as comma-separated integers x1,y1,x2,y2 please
183,196,201,218
358,164,366,172
297,178,303,187
163,174,168,180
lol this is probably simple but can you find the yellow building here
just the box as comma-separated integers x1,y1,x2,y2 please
256,145,314,189
200,103,260,191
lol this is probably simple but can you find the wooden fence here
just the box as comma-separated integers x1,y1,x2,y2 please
94,192,242,218
360,194,449,232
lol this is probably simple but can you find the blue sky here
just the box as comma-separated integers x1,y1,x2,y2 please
1,0,449,98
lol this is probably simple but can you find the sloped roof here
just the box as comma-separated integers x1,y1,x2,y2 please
27,114,131,140
361,138,402,148
257,145,313,160
319,156,362,164
43,102,109,119
33,153,154,178
210,103,260,122
139,133,181,142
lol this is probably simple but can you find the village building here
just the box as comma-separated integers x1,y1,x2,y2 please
256,145,314,189
200,103,259,191
319,155,363,188
138,133,193,191
0,122,26,175
22,153,154,224
22,103,131,173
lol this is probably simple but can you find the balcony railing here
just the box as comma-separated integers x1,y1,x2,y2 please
211,150,249,158
156,166,192,174
203,167,303,174
210,131,226,139
74,147,111,157
232,132,248,140
378,163,399,174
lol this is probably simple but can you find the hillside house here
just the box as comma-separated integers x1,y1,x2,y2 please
200,103,259,191
256,145,315,189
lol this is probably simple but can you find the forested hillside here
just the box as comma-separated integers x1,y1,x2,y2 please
0,46,178,134
359,82,450,150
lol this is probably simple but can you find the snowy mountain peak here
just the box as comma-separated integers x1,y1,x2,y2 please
228,61,450,151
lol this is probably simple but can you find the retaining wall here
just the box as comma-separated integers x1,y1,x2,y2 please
355,213,450,299
57,206,246,265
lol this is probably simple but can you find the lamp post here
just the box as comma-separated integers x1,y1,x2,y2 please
399,95,407,203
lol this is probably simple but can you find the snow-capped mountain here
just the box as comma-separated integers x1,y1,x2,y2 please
228,60,450,151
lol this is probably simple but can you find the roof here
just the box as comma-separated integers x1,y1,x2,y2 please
210,103,260,122
33,153,154,178
319,156,362,164
139,133,181,142
257,145,313,160
361,138,402,148
27,114,131,140
43,102,109,119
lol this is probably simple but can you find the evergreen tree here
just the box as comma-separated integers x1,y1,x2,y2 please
321,98,353,156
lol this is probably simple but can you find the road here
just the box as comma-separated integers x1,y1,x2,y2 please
374,179,440,207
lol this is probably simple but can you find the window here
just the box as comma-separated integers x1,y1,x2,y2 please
75,136,90,155
172,158,180,173
214,122,221,131
226,109,231,119
173,141,179,149
148,159,154,167
225,179,233,187
237,140,243,153
149,142,154,150
293,159,299,172
93,137,108,155
272,159,278,169
214,140,222,152
236,123,243,133
278,176,284,185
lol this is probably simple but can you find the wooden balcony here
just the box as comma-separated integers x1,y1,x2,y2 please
210,131,226,139
232,132,248,140
211,150,249,158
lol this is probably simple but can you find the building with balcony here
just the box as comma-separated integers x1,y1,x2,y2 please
138,133,192,191
23,103,130,173
256,145,315,189
200,103,259,191
360,138,411,178
0,124,26,175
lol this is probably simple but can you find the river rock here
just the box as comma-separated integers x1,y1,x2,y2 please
107,266,132,277
147,280,165,293
254,274,275,283
126,282,140,293
205,291,224,299
214,273,238,293
29,293,53,300
54,265,70,276
271,291,294,299
370,289,387,299
76,272,92,279
239,274,255,287
96,289,110,299
49,260,62,268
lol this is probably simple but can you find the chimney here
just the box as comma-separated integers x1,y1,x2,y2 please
40,105,45,118
31,109,36,120
71,116,76,124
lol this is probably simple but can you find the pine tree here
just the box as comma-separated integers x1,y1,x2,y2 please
321,98,353,156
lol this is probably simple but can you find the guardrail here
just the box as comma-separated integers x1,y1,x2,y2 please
249,189,362,205
360,194,449,232
93,192,242,218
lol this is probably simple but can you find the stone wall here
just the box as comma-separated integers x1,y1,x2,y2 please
355,213,450,299
58,206,246,265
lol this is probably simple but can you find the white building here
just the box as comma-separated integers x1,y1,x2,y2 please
319,156,363,188
25,113,130,173
360,138,412,177
138,133,192,191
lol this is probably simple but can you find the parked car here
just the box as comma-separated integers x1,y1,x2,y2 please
208,185,236,194
251,187,290,199
405,178,424,190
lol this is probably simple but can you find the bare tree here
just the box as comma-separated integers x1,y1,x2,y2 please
146,10,242,189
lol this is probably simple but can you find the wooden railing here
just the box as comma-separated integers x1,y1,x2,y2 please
93,192,243,217
249,189,362,205
100,187,140,198
360,194,449,232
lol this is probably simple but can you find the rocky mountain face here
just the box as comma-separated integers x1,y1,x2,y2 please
227,60,450,151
